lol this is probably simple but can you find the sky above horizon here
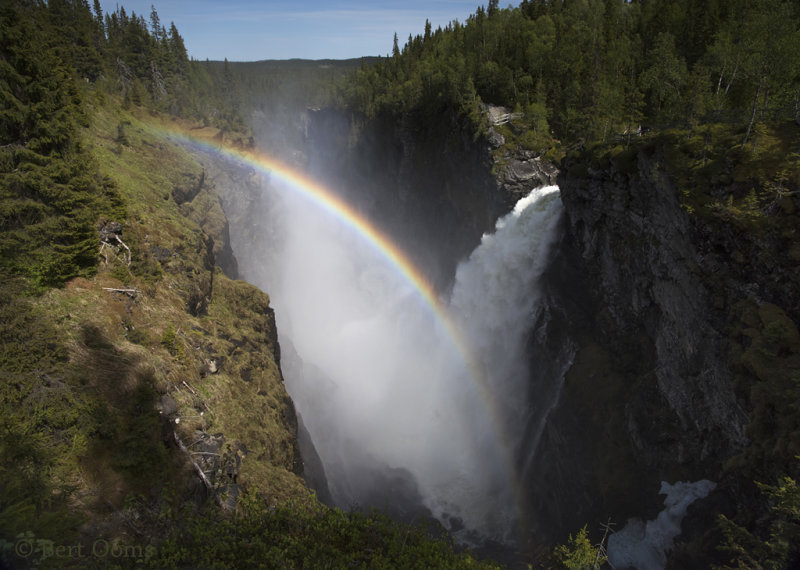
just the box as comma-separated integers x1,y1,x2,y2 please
99,1,483,62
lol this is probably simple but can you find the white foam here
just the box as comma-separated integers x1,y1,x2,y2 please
607,479,717,570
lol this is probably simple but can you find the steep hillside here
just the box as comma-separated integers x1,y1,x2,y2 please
2,97,498,570
1,94,307,563
0,2,503,567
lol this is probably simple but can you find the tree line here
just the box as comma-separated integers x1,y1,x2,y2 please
336,0,800,152
0,0,247,290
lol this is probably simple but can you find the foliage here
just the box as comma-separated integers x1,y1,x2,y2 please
335,0,800,154
0,1,126,290
717,475,800,569
550,526,606,570
146,495,498,569
0,277,173,538
0,280,84,549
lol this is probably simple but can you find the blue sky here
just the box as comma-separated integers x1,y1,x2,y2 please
99,1,484,62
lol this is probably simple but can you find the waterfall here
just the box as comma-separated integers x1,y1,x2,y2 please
247,179,564,544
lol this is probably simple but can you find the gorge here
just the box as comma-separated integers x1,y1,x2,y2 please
3,1,800,567
197,97,795,566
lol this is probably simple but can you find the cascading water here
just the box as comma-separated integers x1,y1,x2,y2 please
246,177,564,545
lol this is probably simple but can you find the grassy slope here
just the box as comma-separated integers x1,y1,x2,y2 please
1,92,499,569
1,93,306,564
83,97,310,499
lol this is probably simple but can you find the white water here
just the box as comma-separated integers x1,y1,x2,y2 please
607,480,717,569
250,180,563,542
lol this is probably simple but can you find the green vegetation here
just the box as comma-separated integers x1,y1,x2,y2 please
226,58,370,113
717,473,800,569
0,2,124,290
0,280,84,544
145,496,497,569
549,526,607,570
0,0,251,291
336,0,800,160
2,0,799,566
0,2,500,568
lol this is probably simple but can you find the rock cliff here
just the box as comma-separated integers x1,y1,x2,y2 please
302,107,557,289
523,141,799,564
293,107,800,563
520,148,752,548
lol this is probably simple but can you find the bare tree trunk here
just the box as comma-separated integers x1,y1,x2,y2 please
795,90,800,126
742,79,762,149
174,432,219,504
724,61,738,96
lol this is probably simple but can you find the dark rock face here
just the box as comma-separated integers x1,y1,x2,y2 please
560,153,747,464
185,231,215,317
302,109,493,287
295,412,332,504
187,153,268,287
518,150,749,550
212,217,240,280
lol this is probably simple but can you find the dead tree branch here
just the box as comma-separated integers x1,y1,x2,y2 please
102,287,139,298
173,432,222,507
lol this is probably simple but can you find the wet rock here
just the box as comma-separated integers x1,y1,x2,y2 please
497,151,559,203
487,127,505,148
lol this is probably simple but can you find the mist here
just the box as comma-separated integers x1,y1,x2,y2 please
230,147,565,546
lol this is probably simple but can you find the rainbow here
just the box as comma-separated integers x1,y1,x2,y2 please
143,120,526,538
146,123,463,350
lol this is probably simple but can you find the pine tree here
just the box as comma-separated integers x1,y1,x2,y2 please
0,0,121,288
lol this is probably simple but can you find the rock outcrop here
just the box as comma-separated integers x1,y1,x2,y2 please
562,150,748,464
